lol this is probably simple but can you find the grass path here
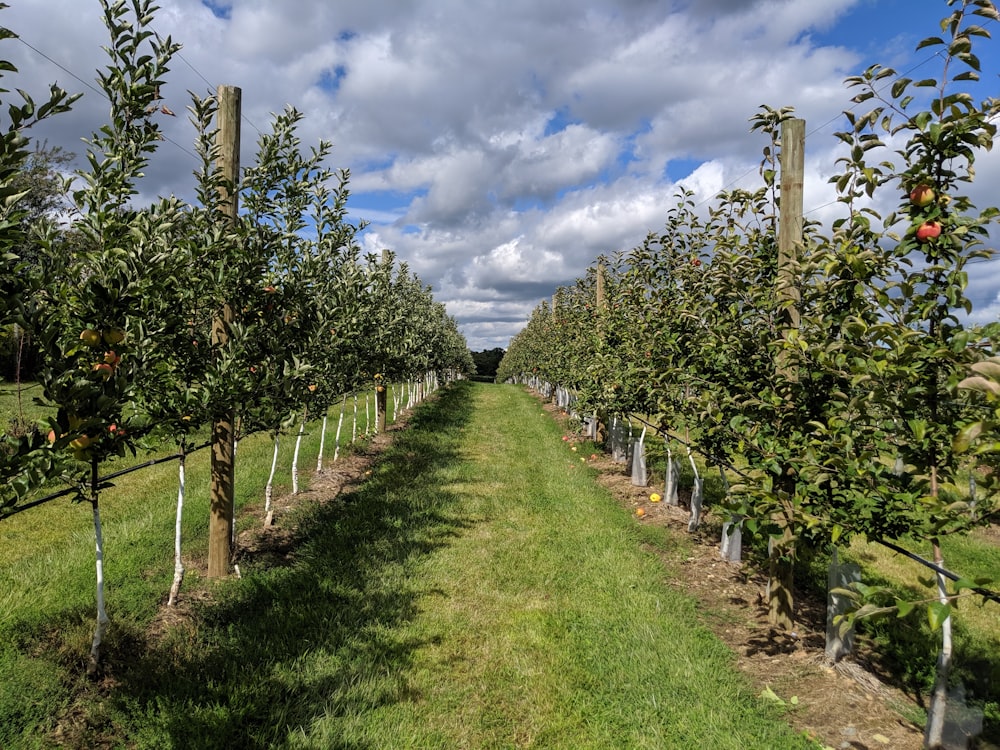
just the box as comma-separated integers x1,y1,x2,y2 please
8,382,815,748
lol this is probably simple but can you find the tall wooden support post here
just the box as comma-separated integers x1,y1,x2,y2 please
376,249,390,433
550,292,561,405
769,117,804,629
208,84,241,579
595,261,608,446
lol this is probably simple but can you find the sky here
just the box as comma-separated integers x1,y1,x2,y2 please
4,0,1000,351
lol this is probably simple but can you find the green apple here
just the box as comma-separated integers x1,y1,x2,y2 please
80,329,102,347
909,184,935,207
103,328,125,345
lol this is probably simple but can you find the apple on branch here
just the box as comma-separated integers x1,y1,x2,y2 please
909,183,936,207
916,220,942,243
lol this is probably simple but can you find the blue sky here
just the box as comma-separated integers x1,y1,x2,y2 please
5,0,1000,350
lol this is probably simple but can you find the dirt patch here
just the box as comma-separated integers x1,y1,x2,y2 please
545,400,926,750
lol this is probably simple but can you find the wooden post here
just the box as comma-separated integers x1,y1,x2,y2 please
777,118,804,334
768,117,805,629
207,84,241,579
376,249,389,432
596,261,606,310
595,260,607,445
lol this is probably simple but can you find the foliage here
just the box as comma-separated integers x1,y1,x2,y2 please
499,0,1000,618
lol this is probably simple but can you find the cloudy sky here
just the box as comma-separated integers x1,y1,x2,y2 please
5,0,1000,350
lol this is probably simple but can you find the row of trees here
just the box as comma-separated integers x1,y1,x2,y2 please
498,2,1000,746
0,0,472,670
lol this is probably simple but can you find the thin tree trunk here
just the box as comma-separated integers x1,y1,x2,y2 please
352,394,358,443
925,463,952,749
87,459,109,677
167,450,186,607
264,434,279,527
316,414,328,473
292,409,307,495
365,393,371,435
334,394,347,462
687,448,703,531
924,538,953,750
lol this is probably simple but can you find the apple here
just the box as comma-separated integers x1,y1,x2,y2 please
103,328,125,345
93,362,114,379
263,285,277,294
307,384,317,392
909,184,935,207
916,220,942,243
80,329,102,347
691,257,702,267
47,429,57,444
103,351,120,367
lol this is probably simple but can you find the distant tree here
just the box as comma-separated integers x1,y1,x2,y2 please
10,143,74,264
471,347,505,379
1,144,75,380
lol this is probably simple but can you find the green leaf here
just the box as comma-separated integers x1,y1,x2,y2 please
927,601,951,632
895,598,915,618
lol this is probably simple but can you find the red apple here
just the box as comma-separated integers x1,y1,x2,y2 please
916,221,942,242
93,362,114,379
909,184,935,207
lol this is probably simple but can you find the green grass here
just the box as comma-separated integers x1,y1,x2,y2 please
1,382,814,749
0,389,382,749
838,533,1000,740
0,380,51,434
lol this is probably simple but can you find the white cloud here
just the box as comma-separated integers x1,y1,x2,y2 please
3,0,999,351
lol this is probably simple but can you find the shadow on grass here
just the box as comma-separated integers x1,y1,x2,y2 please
99,381,477,749
796,544,1000,745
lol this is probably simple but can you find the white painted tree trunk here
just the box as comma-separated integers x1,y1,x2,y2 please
264,435,280,527
924,545,954,750
687,449,703,532
665,441,679,506
631,426,647,486
373,388,379,434
334,394,347,462
167,452,186,607
365,393,370,435
316,414,328,473
352,394,358,443
292,410,307,495
87,498,109,677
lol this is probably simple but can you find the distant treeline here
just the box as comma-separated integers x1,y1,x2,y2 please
470,347,505,380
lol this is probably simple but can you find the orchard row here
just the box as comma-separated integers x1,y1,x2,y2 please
0,0,474,517
498,7,1000,741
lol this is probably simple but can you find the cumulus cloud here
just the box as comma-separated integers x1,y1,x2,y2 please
3,0,998,350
